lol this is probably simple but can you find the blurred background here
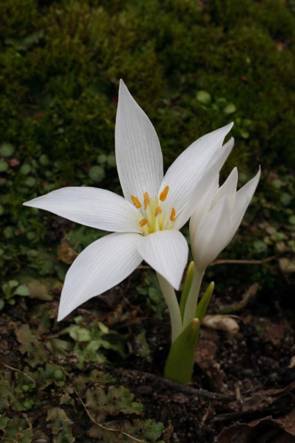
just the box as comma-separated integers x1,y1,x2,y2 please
0,1,294,441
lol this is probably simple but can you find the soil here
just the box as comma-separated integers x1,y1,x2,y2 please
112,273,295,442
1,268,295,442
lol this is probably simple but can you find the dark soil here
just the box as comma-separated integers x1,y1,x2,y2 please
112,274,295,442
1,270,294,442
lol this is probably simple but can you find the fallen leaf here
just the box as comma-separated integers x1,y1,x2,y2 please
217,409,295,443
57,239,78,264
203,315,239,334
279,258,295,273
219,381,295,417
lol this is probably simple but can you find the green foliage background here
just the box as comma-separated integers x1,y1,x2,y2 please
1,0,294,281
0,0,294,441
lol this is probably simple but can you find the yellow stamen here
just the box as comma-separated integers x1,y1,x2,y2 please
154,206,162,216
159,185,169,202
143,192,150,209
170,207,176,221
139,218,148,227
131,195,141,209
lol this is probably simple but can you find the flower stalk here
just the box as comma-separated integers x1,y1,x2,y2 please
157,273,182,342
160,263,214,385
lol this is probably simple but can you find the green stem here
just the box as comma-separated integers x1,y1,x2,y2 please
157,273,182,343
183,266,205,328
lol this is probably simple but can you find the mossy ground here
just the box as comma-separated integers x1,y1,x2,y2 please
0,1,294,441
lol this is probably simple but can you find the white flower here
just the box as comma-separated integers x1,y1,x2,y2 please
24,80,234,321
190,167,261,270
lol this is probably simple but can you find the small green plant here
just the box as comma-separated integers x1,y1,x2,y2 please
0,280,29,310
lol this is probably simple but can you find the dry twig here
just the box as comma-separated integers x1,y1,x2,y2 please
116,368,234,401
0,361,35,383
218,283,260,314
74,388,144,443
212,256,276,266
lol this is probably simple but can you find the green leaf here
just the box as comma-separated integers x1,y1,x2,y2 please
47,407,73,441
223,103,237,114
0,143,15,157
14,284,30,297
89,165,105,182
67,325,91,342
25,177,36,187
0,160,8,172
179,261,195,319
195,282,214,322
39,154,49,165
20,163,32,175
240,129,250,139
164,318,200,384
196,90,211,104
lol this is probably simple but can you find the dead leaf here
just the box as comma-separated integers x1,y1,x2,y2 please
14,323,47,364
57,240,78,264
217,409,295,443
27,279,53,301
288,357,295,369
263,321,286,346
223,381,295,416
279,258,295,274
203,315,239,334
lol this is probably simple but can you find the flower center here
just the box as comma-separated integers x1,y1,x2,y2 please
131,186,177,235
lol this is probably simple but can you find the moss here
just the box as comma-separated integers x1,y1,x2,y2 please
0,0,294,286
1,0,294,170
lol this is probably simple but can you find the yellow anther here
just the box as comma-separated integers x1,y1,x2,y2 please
139,218,148,227
143,192,150,209
159,185,169,202
154,206,162,216
170,207,176,221
131,195,142,209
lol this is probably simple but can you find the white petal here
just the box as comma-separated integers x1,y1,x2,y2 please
58,233,142,320
173,137,234,230
159,123,233,217
176,170,219,231
191,168,261,268
210,168,260,258
115,80,163,200
24,187,140,233
232,168,261,231
189,166,237,239
212,167,238,208
207,136,235,173
137,230,188,290
192,196,232,268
